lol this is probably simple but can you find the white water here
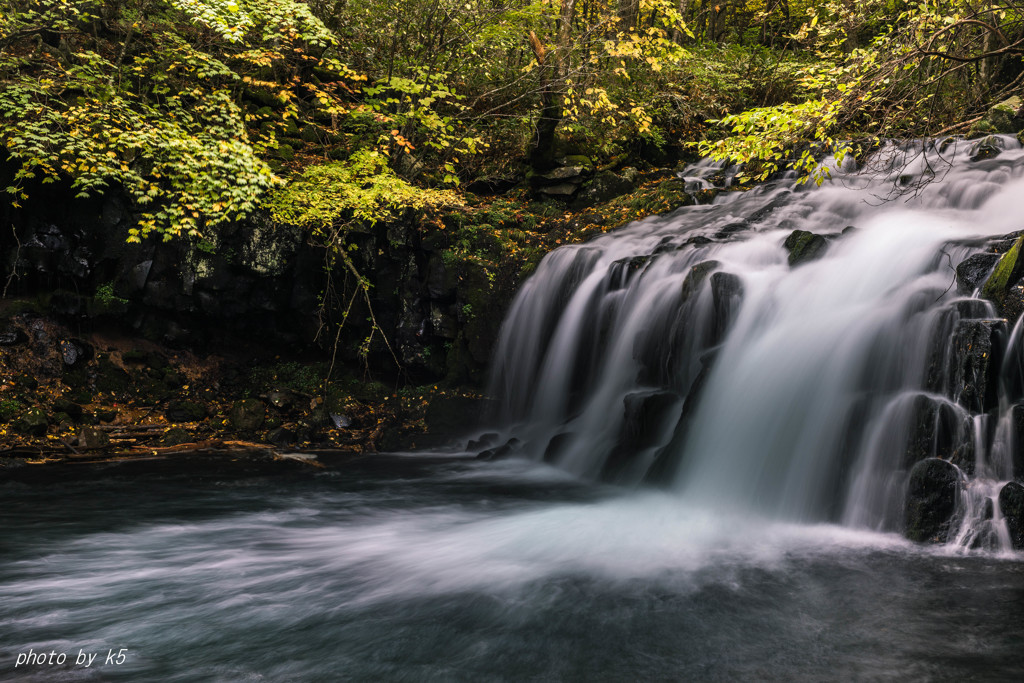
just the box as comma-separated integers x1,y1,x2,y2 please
483,138,1024,548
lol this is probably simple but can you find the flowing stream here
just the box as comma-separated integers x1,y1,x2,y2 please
5,138,1024,679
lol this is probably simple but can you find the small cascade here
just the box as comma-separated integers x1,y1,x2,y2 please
476,137,1024,551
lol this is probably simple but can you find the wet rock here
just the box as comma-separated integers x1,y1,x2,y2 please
969,136,1003,162
949,319,1006,414
904,458,962,543
1009,405,1024,478
95,408,117,423
981,235,1024,309
165,400,207,423
956,253,1000,294
681,260,720,301
476,437,522,461
620,391,681,450
903,395,974,473
608,255,651,289
542,432,572,463
999,481,1024,549
73,426,110,450
158,427,192,446
467,432,500,452
229,399,265,431
714,222,748,239
13,408,48,436
784,229,828,266
709,272,743,345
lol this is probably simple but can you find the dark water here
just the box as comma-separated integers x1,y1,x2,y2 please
2,454,1024,681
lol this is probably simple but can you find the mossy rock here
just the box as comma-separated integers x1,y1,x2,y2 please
987,96,1023,134
300,126,320,143
275,144,295,161
981,235,1024,307
967,119,997,140
784,229,828,266
13,408,48,436
0,399,24,422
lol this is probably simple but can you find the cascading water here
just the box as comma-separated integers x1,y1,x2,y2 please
480,136,1024,550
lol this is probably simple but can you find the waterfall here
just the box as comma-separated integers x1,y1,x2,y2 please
478,137,1024,549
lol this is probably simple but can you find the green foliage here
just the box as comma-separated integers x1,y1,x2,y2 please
95,282,128,306
267,150,461,230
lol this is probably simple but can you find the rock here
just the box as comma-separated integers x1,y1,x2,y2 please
969,135,1004,162
542,432,572,463
13,408,48,436
539,166,588,182
95,408,117,423
956,253,1000,294
476,437,522,461
51,398,84,422
158,427,192,446
537,183,579,197
73,426,110,450
967,119,997,139
709,272,743,345
987,96,1024,134
573,170,635,207
266,391,296,412
981,235,1024,308
229,398,265,431
165,400,208,423
608,255,651,289
681,260,720,301
902,395,974,472
904,458,962,543
60,339,92,367
619,391,681,449
467,432,500,451
784,229,828,266
949,319,1006,413
999,481,1024,549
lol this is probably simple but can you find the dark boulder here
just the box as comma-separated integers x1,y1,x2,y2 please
949,319,1006,414
476,437,522,461
784,230,828,266
999,481,1024,549
904,458,962,543
955,253,1000,295
0,327,27,346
